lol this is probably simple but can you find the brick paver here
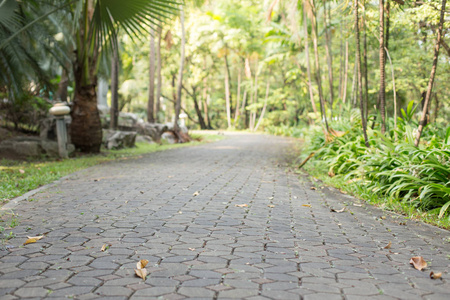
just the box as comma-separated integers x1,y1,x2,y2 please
1,133,449,299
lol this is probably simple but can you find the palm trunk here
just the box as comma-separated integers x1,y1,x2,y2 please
70,83,102,152
355,0,369,147
147,27,156,123
110,40,119,130
156,24,163,122
379,0,386,134
174,7,185,132
303,2,318,115
311,6,328,132
415,0,446,146
251,68,258,130
224,53,233,115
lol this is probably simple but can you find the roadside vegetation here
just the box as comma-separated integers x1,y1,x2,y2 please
266,106,450,229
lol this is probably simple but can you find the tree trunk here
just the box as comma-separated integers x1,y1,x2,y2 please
156,24,163,122
311,8,329,132
323,0,334,116
379,0,386,134
254,79,270,131
224,52,233,115
363,0,369,121
224,56,232,128
342,41,349,104
303,2,318,115
386,0,390,51
234,68,241,125
174,6,185,132
147,27,156,123
251,67,258,130
110,40,119,130
415,0,446,146
189,86,207,129
355,0,369,147
351,53,357,107
70,83,102,152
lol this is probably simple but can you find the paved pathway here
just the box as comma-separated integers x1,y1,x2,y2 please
1,133,449,300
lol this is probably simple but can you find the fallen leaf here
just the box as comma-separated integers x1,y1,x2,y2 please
330,207,346,213
310,187,317,190
430,271,442,279
410,256,427,271
384,241,392,249
193,191,200,196
26,235,44,241
101,244,107,252
188,248,195,251
268,205,275,208
140,191,144,194
353,203,362,207
302,204,311,208
134,268,148,281
136,259,149,270
23,238,37,245
235,204,248,208
19,169,25,174
268,197,274,200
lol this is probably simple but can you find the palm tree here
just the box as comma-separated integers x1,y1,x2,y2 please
1,0,178,152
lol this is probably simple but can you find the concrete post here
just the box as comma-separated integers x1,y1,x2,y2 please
49,103,71,158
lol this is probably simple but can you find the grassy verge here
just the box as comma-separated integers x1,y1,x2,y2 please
0,132,223,206
300,156,450,230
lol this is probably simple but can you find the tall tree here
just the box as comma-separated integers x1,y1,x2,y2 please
156,24,163,122
174,6,185,132
148,27,156,123
110,38,119,130
311,0,328,132
415,0,447,146
303,0,318,115
355,0,369,147
379,0,386,134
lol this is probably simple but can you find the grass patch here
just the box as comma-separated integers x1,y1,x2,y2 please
0,133,223,206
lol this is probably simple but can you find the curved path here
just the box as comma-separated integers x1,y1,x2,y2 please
1,133,449,299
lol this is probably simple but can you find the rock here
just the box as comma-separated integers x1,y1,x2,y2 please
136,135,155,144
103,130,137,149
0,136,74,158
135,123,169,143
161,131,178,144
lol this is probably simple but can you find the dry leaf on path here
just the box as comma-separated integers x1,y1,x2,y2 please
384,241,392,249
134,268,148,281
235,204,248,208
310,187,317,190
268,205,275,208
430,272,442,279
353,203,362,207
330,207,346,213
101,244,107,252
193,191,200,196
410,256,427,271
302,204,311,208
23,238,37,245
188,248,195,251
26,235,44,241
136,259,149,270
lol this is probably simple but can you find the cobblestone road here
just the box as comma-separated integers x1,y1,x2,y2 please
1,133,449,299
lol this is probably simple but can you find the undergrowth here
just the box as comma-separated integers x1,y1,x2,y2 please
267,103,450,229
